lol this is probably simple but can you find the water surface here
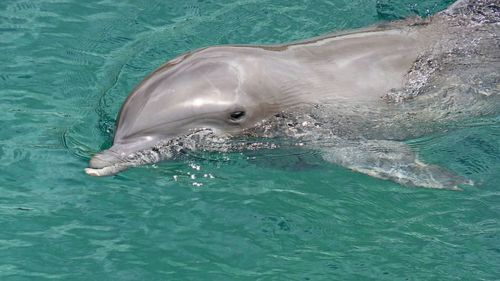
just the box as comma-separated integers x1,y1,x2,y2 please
1,0,499,280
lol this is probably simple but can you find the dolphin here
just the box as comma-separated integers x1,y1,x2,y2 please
86,0,499,189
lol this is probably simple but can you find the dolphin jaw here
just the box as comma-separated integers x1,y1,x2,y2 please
85,165,129,177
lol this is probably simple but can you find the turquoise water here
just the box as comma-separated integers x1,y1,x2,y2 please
1,0,499,280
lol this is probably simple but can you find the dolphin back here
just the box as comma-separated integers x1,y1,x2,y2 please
441,0,499,20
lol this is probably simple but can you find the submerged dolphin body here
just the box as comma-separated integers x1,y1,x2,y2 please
86,0,499,189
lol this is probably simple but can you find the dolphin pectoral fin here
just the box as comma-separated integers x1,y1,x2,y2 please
321,140,473,190
349,161,473,190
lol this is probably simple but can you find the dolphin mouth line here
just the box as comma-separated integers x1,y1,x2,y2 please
85,164,130,177
85,148,169,177
85,128,219,177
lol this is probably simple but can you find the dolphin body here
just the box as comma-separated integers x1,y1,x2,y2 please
86,0,499,189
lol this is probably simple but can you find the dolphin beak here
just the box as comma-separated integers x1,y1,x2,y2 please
85,148,130,177
85,135,166,177
89,149,122,169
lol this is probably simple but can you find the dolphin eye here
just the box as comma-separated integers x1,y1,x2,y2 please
229,111,246,121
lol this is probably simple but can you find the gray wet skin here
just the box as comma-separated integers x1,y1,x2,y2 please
86,0,499,189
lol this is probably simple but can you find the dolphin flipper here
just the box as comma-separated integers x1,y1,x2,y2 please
321,139,472,190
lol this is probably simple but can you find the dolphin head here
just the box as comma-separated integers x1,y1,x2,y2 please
87,47,283,175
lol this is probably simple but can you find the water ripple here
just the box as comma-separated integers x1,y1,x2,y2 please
1,0,499,280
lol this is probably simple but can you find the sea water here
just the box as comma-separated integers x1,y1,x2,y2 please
0,0,499,280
